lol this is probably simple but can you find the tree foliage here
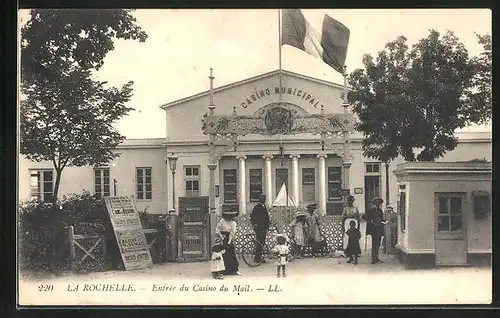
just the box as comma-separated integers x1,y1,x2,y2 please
20,9,147,203
348,30,491,163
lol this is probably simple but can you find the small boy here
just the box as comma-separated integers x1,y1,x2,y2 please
210,236,226,279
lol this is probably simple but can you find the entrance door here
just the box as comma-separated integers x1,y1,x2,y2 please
435,193,467,265
364,175,381,213
178,196,210,262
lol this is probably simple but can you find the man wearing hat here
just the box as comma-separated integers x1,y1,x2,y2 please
250,194,270,263
363,197,387,264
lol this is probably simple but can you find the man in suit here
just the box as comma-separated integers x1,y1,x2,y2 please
363,197,387,264
250,194,270,263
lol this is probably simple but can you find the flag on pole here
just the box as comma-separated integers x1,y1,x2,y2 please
281,9,350,74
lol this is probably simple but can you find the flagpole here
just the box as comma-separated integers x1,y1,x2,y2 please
342,65,351,207
278,8,283,102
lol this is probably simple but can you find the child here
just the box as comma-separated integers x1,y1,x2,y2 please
270,233,290,278
210,236,226,279
289,211,308,258
345,220,362,265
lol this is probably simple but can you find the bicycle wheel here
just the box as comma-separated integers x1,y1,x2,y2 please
241,239,263,267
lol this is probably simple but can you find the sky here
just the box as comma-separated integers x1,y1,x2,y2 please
18,9,492,139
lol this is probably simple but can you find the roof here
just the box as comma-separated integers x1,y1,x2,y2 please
349,131,491,142
117,138,167,149
393,161,492,175
159,69,347,110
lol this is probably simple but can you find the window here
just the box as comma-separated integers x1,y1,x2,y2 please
302,168,315,202
249,169,263,202
327,167,342,201
29,170,53,202
223,169,237,203
276,168,288,193
184,165,200,197
398,184,407,231
366,163,381,174
136,167,152,200
436,194,464,233
94,168,110,198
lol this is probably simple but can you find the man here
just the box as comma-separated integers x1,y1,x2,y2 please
250,194,270,263
363,197,387,264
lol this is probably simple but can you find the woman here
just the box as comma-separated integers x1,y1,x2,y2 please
305,203,322,258
215,210,241,275
341,195,361,252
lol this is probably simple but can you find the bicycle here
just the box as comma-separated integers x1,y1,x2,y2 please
241,223,298,267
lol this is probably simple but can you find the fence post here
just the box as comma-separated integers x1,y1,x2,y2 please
101,234,107,264
68,225,76,271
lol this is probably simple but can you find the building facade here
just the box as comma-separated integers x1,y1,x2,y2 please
20,70,492,219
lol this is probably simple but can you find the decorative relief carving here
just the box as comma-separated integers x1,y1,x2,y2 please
202,107,354,136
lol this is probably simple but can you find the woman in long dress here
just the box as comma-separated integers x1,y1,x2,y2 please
215,211,241,275
342,195,361,253
305,203,322,257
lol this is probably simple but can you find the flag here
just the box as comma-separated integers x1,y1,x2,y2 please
281,9,350,74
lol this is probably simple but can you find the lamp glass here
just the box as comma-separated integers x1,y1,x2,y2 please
168,156,178,171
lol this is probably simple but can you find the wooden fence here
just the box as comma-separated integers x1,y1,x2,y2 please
67,225,164,271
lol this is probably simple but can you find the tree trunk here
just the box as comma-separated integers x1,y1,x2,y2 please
385,162,390,206
49,167,64,273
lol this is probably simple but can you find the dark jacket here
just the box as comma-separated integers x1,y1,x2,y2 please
250,203,270,229
363,207,385,237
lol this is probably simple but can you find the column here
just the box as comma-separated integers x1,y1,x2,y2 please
290,155,300,205
207,163,218,214
317,154,327,216
237,155,247,215
263,155,273,206
342,160,352,200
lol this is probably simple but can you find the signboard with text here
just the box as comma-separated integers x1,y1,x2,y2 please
104,196,153,270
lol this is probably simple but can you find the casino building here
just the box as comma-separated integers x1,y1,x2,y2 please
19,69,492,264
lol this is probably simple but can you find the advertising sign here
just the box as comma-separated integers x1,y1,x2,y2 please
104,196,153,270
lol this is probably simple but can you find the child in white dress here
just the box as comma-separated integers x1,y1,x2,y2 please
270,233,290,278
210,236,225,279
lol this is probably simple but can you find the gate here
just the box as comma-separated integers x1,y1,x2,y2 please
178,196,210,262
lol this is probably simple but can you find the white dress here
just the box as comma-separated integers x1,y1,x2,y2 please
270,244,290,266
211,251,226,272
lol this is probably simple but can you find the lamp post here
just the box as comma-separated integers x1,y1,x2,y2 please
167,154,178,212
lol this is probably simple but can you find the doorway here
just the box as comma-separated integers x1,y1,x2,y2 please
364,175,381,213
434,193,467,265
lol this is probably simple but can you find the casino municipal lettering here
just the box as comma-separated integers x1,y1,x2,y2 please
19,69,492,268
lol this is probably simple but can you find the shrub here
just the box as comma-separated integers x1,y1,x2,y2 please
19,192,168,275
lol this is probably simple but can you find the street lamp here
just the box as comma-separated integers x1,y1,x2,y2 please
167,154,178,212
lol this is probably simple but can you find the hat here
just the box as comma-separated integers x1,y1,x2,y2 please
295,210,306,217
347,195,355,201
212,236,223,248
274,233,289,242
386,205,394,209
372,197,384,204
306,203,318,210
259,194,266,199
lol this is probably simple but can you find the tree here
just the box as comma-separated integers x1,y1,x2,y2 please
348,36,411,205
467,33,492,124
20,9,148,205
348,30,491,204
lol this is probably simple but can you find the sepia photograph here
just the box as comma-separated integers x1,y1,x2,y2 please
17,8,492,306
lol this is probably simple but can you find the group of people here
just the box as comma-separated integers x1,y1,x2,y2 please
210,193,389,279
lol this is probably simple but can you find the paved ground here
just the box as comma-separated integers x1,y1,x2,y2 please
19,252,492,306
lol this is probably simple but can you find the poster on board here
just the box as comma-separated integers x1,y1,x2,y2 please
104,196,153,270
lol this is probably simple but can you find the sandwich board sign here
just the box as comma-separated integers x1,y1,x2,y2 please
104,196,153,270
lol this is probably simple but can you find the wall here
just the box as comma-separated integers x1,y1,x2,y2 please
165,72,345,143
19,145,169,215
